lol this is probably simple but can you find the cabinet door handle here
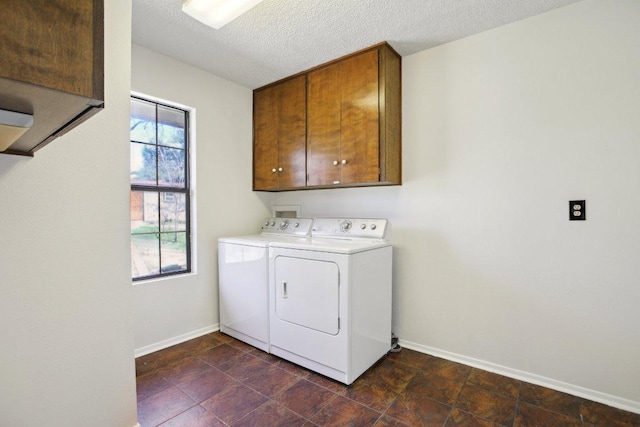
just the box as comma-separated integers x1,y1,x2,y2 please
272,168,277,173
333,160,338,166
282,281,288,299
278,167,283,172
341,159,347,165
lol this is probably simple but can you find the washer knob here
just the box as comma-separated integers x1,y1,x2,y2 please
264,221,269,226
340,220,352,232
279,220,289,229
294,222,300,228
370,224,377,230
270,221,276,226
360,223,366,230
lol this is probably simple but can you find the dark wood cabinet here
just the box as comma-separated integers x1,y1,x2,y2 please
0,0,104,156
253,75,307,191
253,42,401,191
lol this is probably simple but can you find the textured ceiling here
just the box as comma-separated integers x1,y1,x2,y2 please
132,0,582,89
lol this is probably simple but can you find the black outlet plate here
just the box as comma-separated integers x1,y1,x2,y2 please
570,200,586,221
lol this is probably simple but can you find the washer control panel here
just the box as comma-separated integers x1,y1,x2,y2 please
261,217,313,236
312,218,388,239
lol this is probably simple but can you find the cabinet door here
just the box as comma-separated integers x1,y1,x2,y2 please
339,50,380,185
307,49,380,186
307,64,341,186
276,76,307,189
254,85,279,190
253,76,306,190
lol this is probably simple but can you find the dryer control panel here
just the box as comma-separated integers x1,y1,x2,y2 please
261,217,314,236
312,218,388,240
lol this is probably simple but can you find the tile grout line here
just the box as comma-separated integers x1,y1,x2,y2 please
158,342,229,426
373,363,419,426
443,365,476,426
511,380,523,427
305,390,341,425
144,339,246,426
207,353,340,426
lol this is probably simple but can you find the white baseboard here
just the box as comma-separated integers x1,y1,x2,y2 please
399,338,640,415
134,324,220,358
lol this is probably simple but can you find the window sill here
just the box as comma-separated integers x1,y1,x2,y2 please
132,270,197,286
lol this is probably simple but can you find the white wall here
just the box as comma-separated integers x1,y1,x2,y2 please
274,0,640,411
131,45,271,352
0,1,138,426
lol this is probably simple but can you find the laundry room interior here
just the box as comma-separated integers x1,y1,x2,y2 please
1,0,639,426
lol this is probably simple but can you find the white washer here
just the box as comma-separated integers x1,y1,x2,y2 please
218,218,313,352
269,218,392,384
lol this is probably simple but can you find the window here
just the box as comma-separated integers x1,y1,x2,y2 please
130,95,191,280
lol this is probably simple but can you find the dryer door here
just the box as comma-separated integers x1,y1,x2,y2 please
274,256,340,335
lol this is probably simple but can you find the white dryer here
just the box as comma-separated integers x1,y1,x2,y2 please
268,218,392,384
218,218,313,352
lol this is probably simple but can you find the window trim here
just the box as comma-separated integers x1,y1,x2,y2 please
130,92,196,282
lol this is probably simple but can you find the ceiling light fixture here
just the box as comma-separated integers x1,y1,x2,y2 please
182,0,265,30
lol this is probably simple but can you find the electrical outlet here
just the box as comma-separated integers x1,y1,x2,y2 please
569,200,586,221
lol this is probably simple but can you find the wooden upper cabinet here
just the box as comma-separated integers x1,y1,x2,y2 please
0,0,104,156
253,42,401,191
253,75,306,191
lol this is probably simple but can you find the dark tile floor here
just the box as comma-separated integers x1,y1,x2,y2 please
136,332,640,426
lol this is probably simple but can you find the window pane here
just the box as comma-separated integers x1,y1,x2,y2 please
160,192,187,232
158,146,185,187
161,232,187,273
130,98,156,144
132,233,160,279
130,143,157,185
158,105,185,148
131,192,159,234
